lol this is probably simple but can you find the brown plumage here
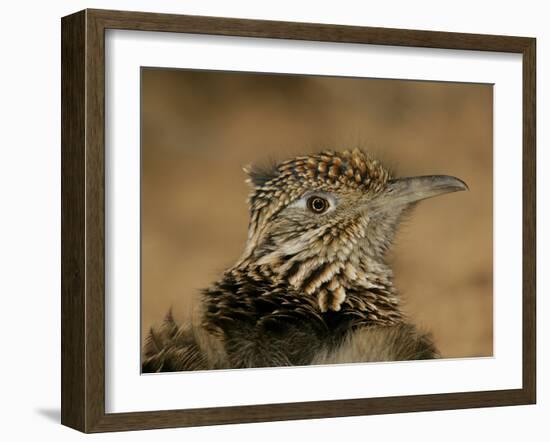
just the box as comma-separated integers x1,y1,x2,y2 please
142,148,468,372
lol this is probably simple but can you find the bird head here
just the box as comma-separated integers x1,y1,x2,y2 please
237,148,467,312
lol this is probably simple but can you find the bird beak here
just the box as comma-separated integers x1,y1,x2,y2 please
382,175,468,209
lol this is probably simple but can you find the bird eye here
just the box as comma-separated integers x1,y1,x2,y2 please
307,196,329,214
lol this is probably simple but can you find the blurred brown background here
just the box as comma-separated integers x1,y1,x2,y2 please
141,68,493,359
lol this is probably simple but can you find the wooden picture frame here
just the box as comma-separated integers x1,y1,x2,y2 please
61,8,536,433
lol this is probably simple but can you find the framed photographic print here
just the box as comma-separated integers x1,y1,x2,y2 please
61,9,536,433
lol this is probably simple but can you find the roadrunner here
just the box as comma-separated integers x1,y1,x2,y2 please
142,148,467,372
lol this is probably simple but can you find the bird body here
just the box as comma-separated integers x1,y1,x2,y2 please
143,149,466,372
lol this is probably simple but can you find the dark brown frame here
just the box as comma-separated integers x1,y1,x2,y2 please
61,8,536,433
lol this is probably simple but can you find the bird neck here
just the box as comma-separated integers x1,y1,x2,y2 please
227,251,403,325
